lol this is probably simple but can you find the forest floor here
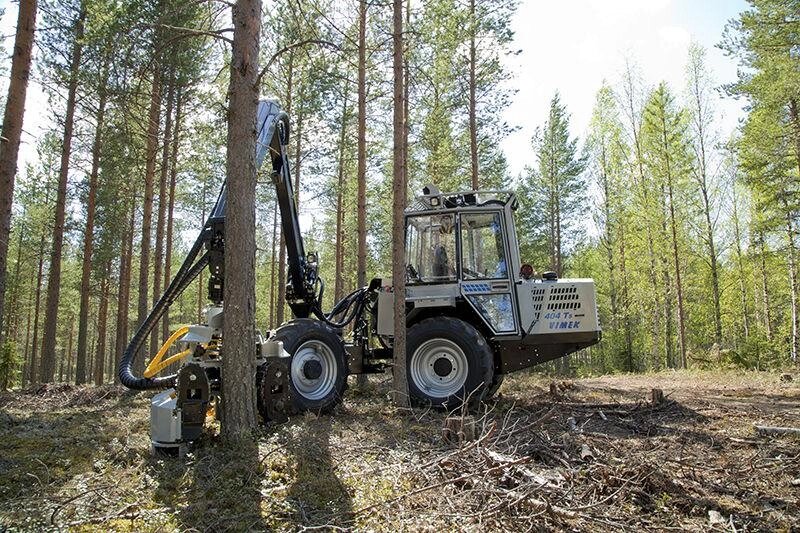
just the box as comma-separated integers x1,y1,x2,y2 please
1,369,798,532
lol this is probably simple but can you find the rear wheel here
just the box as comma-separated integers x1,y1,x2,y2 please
271,319,348,413
406,317,494,409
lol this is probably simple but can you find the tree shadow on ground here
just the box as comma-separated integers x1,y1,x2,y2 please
277,414,353,528
151,433,267,531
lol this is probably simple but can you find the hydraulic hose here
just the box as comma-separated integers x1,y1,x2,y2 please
313,287,369,329
118,252,210,390
119,178,229,390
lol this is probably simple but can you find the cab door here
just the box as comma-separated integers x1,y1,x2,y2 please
458,211,520,336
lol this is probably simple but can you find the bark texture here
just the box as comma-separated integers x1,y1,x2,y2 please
150,75,175,356
221,0,262,437
76,62,108,384
134,70,162,375
392,0,409,407
356,0,368,291
40,8,86,382
0,0,37,351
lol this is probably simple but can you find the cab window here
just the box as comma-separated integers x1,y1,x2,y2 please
405,214,457,284
460,212,508,280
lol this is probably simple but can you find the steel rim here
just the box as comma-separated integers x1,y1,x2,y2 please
410,338,469,398
290,340,338,401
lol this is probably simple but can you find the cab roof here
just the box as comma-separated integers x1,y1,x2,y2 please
407,184,518,213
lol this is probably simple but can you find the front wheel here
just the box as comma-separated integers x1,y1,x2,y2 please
271,319,348,413
406,317,494,409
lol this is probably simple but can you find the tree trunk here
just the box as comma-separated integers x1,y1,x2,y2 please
94,262,110,386
621,71,662,369
198,183,207,322
356,0,368,292
392,0,409,407
29,230,45,384
269,197,277,329
783,197,798,364
703,182,722,345
40,7,85,382
66,321,74,383
5,225,24,340
618,217,634,370
731,182,749,340
114,204,134,383
758,231,772,340
221,0,261,437
0,0,37,351
76,61,108,384
163,87,182,342
599,148,619,365
22,285,32,386
468,0,478,190
135,69,162,375
151,74,175,356
294,85,303,207
548,168,556,273
660,115,688,369
689,60,722,347
334,87,349,303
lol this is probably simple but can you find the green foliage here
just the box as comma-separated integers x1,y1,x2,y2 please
0,340,20,390
5,0,800,387
518,93,586,275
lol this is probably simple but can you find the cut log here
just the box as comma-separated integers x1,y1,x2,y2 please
650,388,664,405
443,416,476,443
754,425,800,436
580,443,594,461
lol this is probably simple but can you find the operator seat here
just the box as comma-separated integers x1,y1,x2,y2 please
432,244,449,279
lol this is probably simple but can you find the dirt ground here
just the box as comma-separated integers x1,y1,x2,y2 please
0,369,798,532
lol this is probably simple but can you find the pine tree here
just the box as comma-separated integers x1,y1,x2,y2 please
0,0,38,358
519,93,586,278
642,83,692,369
221,0,262,437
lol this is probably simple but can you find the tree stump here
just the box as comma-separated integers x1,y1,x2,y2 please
651,388,664,405
443,416,477,443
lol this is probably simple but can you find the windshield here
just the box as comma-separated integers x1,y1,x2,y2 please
406,214,457,284
460,212,508,280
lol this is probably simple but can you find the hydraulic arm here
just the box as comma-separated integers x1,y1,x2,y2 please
118,100,319,390
119,99,371,395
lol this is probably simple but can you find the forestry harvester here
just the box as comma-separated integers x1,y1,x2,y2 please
119,100,601,453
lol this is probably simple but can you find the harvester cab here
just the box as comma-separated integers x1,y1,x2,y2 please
372,185,601,406
119,100,601,454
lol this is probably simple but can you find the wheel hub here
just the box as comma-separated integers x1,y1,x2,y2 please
410,338,469,399
290,340,338,401
303,359,323,380
433,356,453,377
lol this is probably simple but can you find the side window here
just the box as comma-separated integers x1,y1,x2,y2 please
460,212,508,280
406,214,457,284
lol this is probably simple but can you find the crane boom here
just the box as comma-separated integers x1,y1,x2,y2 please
207,100,317,317
119,100,320,390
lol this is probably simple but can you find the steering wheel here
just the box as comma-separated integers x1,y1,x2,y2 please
462,266,482,279
406,263,421,282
